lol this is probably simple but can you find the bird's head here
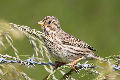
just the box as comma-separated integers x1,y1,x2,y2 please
38,16,60,33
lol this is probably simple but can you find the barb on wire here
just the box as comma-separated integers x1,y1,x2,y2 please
0,54,120,72
0,54,94,69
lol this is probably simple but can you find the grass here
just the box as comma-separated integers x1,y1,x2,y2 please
0,21,120,80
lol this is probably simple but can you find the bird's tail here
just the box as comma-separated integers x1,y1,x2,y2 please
93,54,106,62
86,52,105,61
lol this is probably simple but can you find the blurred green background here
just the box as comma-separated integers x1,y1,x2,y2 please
0,0,120,80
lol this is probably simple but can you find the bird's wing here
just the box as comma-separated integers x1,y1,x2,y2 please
58,31,97,52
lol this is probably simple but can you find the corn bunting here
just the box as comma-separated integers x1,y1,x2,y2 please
38,16,103,70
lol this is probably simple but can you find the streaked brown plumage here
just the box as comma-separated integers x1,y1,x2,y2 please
38,16,102,70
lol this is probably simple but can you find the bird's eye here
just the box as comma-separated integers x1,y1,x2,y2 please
48,21,51,24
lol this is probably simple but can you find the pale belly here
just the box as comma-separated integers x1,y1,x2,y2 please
44,40,82,63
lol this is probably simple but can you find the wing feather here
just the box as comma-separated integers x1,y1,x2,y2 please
58,31,97,51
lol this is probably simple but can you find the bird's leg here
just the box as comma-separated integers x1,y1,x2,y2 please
54,61,66,70
71,56,84,71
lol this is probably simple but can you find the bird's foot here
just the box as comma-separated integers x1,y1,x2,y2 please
71,57,84,71
54,61,66,70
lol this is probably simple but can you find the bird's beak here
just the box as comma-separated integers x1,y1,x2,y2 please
38,21,44,26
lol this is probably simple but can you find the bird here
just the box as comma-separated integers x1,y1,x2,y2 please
38,16,103,70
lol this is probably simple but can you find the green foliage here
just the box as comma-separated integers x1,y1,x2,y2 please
0,22,120,80
0,1,120,79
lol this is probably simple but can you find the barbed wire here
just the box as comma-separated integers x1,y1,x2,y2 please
0,54,120,72
1,22,120,80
